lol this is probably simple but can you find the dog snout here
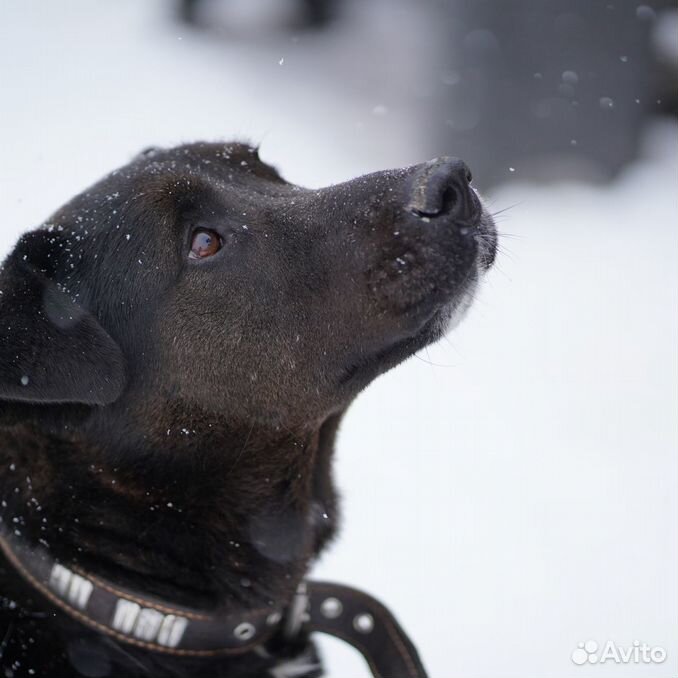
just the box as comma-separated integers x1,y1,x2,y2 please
406,157,480,224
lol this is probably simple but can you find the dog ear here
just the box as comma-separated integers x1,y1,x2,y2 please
0,256,127,406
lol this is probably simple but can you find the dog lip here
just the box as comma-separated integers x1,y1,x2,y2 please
400,208,495,272
474,211,498,271
338,309,442,386
477,238,497,270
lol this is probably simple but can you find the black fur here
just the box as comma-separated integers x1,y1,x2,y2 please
0,143,495,677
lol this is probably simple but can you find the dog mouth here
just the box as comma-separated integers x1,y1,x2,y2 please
339,216,494,389
338,264,483,388
338,310,445,386
366,201,495,310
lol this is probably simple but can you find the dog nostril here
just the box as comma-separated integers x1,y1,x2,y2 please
439,185,456,215
406,157,478,222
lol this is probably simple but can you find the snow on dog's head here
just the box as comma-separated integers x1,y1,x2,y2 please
0,143,495,431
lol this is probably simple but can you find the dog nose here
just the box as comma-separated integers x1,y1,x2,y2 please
406,157,479,223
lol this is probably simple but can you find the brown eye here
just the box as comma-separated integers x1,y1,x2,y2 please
189,228,222,259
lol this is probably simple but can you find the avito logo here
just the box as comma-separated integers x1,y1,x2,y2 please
571,640,666,665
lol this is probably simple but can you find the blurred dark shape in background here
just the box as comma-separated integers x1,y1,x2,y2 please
176,0,677,190
179,0,338,30
430,0,677,188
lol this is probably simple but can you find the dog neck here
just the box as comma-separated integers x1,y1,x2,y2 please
0,410,342,612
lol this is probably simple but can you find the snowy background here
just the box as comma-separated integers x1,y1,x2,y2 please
0,1,676,677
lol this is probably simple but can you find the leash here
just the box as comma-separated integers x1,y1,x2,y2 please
0,527,428,677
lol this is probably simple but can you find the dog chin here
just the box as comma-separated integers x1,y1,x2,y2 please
437,277,479,334
420,273,479,345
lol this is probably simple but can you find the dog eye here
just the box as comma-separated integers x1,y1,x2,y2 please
189,228,222,259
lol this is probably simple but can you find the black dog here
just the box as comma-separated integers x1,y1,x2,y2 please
0,143,496,677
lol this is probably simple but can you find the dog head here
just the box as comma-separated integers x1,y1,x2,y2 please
0,143,496,436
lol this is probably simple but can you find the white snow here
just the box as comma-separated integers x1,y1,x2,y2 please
0,2,676,677
314,121,678,678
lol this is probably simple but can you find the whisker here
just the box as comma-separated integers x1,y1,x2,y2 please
413,353,456,368
491,201,523,217
494,243,517,262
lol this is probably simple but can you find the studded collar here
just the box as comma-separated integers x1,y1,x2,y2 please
0,525,429,677
0,523,282,655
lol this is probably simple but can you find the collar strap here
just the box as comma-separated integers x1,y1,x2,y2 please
0,528,282,656
0,528,429,677
305,581,429,678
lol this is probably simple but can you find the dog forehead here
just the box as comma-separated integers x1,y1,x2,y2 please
130,141,283,183
40,142,288,244
137,140,257,162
